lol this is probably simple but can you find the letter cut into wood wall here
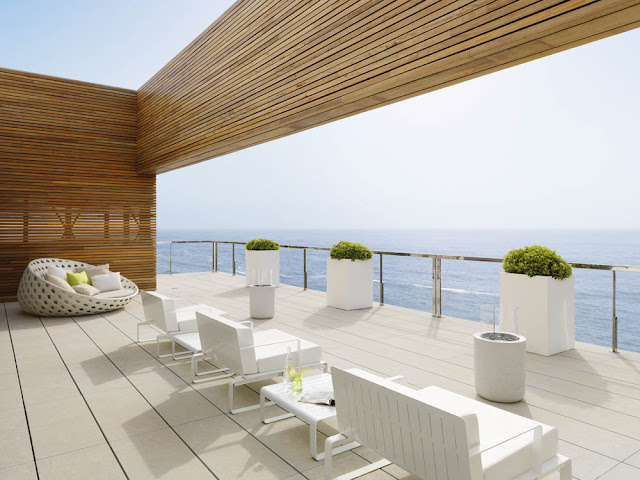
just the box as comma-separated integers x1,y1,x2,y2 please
0,68,156,301
137,0,640,174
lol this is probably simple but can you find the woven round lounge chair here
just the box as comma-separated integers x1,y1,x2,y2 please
17,258,138,317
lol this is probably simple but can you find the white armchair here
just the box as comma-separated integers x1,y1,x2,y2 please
138,290,229,359
195,311,327,413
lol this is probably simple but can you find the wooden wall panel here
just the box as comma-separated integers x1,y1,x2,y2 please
0,68,156,302
137,0,640,174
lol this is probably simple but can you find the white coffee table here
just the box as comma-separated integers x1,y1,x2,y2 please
260,373,359,460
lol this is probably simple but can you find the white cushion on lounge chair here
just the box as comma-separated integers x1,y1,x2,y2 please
175,304,220,332
45,273,74,292
417,386,558,480
196,312,324,376
253,329,323,373
96,288,136,299
173,332,201,353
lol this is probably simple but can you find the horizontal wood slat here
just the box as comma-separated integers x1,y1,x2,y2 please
137,0,640,173
0,68,156,302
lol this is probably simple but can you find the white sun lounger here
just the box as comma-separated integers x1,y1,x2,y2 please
325,367,571,480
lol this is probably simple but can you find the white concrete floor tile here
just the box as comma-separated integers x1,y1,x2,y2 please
174,415,296,479
0,462,37,480
37,444,126,480
597,462,640,479
111,428,214,480
0,408,33,470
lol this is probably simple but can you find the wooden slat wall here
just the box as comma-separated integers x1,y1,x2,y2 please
0,68,156,302
137,0,640,174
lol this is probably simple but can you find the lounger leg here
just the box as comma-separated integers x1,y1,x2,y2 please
324,434,342,479
191,355,231,384
170,339,192,361
228,378,235,413
313,422,359,461
137,320,154,342
558,459,572,480
156,335,166,357
228,378,274,414
310,420,319,460
324,433,389,479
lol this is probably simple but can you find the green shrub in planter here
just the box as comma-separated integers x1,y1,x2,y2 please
246,239,279,251
330,241,373,261
503,245,572,280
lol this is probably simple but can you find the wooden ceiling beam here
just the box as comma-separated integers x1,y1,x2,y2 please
137,0,639,174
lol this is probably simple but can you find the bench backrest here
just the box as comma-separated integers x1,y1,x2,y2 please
141,290,179,333
331,368,478,480
196,311,258,374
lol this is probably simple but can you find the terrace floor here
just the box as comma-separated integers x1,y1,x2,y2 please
2,272,640,479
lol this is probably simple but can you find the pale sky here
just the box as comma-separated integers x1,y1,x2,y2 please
2,1,639,230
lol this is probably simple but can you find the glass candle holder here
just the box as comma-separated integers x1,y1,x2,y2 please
292,370,303,394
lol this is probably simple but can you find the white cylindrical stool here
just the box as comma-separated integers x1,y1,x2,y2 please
249,284,276,319
474,332,526,403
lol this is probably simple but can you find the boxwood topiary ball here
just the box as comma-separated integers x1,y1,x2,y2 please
503,245,572,280
329,241,373,261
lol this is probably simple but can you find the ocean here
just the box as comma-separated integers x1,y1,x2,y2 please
157,229,640,352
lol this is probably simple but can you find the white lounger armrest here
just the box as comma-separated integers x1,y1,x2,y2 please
240,338,301,352
177,304,215,312
385,375,406,385
238,320,253,327
469,424,543,475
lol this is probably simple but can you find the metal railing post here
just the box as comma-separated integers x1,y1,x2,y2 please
212,242,215,272
612,270,618,353
303,248,307,290
169,242,172,275
437,257,442,317
214,242,218,272
432,257,442,317
232,243,236,276
379,254,384,305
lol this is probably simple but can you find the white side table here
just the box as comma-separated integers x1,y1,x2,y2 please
260,373,359,460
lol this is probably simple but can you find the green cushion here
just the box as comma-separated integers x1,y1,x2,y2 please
67,271,90,286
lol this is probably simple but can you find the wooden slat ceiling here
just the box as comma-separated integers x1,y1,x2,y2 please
137,0,640,174
0,68,156,301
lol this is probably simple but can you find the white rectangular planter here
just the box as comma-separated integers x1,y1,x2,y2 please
245,250,280,286
326,258,373,310
499,272,575,356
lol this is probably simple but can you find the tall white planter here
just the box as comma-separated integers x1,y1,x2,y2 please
245,250,280,286
499,272,575,356
327,258,373,310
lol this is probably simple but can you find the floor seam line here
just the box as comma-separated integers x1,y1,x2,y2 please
38,316,130,480
4,304,40,480
71,315,220,480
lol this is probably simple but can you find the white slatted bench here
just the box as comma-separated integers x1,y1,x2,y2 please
325,368,571,480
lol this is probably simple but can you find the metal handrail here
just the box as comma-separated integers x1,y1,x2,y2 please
157,239,640,352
